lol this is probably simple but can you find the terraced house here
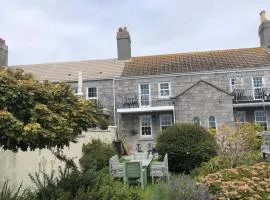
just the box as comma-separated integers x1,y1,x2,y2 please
1,11,270,153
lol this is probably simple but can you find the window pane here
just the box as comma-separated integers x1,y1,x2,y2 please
193,117,200,125
255,110,267,130
159,83,170,97
160,115,172,130
141,116,152,136
208,116,216,129
253,77,262,88
88,87,97,98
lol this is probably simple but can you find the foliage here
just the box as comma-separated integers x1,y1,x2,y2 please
148,174,215,200
156,123,217,173
0,67,100,151
79,139,116,171
217,123,262,168
88,169,142,200
201,162,270,200
0,181,26,200
199,151,262,176
28,164,99,200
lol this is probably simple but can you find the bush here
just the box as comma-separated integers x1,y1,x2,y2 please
156,123,217,173
199,151,262,177
79,139,116,171
217,123,262,168
201,162,270,200
0,181,26,200
148,174,215,200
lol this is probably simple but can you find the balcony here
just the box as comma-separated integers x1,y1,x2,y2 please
233,88,270,106
116,93,174,113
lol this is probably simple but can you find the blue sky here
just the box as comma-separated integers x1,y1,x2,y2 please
0,0,270,65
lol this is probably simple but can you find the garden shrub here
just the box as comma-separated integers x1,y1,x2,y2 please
217,123,262,168
79,139,116,171
148,174,215,200
201,162,270,200
156,123,217,173
199,151,262,176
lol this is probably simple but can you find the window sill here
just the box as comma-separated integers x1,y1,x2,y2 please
139,137,154,141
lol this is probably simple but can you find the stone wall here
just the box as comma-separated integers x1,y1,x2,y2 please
174,81,234,127
0,127,116,188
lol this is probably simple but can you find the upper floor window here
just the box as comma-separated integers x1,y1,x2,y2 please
139,83,150,106
87,87,97,99
160,114,173,131
159,82,171,98
208,116,216,130
253,77,263,100
140,115,152,137
230,77,242,92
193,116,201,125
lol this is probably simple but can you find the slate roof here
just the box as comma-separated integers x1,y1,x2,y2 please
122,47,270,77
10,59,125,82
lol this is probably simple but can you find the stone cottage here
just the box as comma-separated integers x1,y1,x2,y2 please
1,11,270,153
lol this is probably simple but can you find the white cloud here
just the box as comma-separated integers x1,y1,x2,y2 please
0,0,270,65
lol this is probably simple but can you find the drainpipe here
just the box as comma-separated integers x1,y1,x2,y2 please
172,100,176,124
113,78,116,126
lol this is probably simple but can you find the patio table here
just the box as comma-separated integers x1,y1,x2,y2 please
130,158,152,168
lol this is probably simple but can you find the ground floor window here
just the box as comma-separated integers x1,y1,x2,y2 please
140,115,152,137
160,114,173,131
255,110,267,130
208,116,217,135
234,111,246,123
193,116,201,125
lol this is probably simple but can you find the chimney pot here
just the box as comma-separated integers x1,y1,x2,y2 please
0,38,5,44
260,10,267,22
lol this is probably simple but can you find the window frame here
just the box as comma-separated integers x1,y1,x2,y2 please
193,116,201,126
234,111,246,124
86,87,98,100
208,116,217,130
138,83,151,107
160,114,173,131
158,82,171,99
140,115,152,138
252,77,264,100
230,77,242,92
254,110,268,130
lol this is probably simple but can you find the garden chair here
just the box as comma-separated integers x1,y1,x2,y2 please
150,153,169,184
109,155,124,179
124,161,147,189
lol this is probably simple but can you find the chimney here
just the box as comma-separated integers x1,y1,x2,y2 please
117,27,131,60
259,10,270,48
0,38,8,66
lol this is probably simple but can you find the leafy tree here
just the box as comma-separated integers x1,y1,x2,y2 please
0,67,99,151
156,123,217,173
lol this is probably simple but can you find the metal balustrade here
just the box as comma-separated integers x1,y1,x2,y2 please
116,93,174,109
233,88,270,103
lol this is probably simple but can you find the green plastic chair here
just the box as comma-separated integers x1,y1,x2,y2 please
124,161,147,189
